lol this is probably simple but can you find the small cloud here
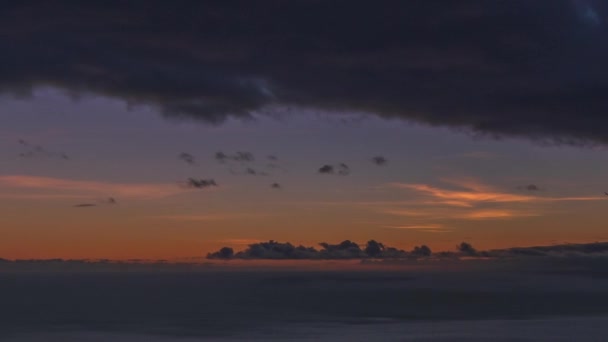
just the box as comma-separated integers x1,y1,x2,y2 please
267,155,278,161
318,163,350,175
271,182,282,189
178,152,196,166
185,178,218,189
17,139,70,161
372,156,388,166
215,152,229,163
338,163,350,176
521,184,541,191
215,151,254,163
73,203,96,208
234,151,254,162
244,168,267,176
318,165,334,174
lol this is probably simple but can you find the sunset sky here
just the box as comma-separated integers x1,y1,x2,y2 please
2,1,608,260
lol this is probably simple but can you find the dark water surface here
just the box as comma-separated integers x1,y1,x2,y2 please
1,269,608,340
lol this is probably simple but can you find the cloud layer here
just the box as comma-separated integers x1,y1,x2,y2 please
3,1,608,143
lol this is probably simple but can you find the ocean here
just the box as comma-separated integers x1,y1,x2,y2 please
2,267,608,341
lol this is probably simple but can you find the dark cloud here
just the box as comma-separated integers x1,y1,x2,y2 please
267,155,278,161
4,1,608,144
270,182,281,189
244,167,267,176
410,245,432,257
318,165,334,174
184,178,217,189
487,242,608,258
215,151,254,163
518,184,542,191
207,247,234,260
178,152,196,166
207,240,409,260
525,184,541,191
372,156,388,166
337,163,350,176
318,163,350,175
457,242,478,257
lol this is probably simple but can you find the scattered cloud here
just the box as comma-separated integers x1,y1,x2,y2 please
318,163,350,175
271,182,282,189
215,151,254,163
73,203,96,208
17,139,69,160
178,152,196,166
243,167,267,176
184,178,217,189
318,165,334,174
372,156,388,166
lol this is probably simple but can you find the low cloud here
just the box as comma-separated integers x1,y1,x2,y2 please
208,240,608,262
73,203,96,208
271,182,281,189
207,239,425,260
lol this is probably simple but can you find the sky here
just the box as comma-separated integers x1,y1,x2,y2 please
1,0,608,260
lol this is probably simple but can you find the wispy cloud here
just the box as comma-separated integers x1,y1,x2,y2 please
379,178,604,222
381,208,537,221
148,215,235,222
384,224,450,233
390,180,607,206
459,210,539,220
219,238,262,245
148,213,271,222
391,183,534,204
0,175,189,199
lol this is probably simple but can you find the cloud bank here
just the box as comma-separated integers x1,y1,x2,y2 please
207,239,431,260
207,240,608,261
3,1,608,144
